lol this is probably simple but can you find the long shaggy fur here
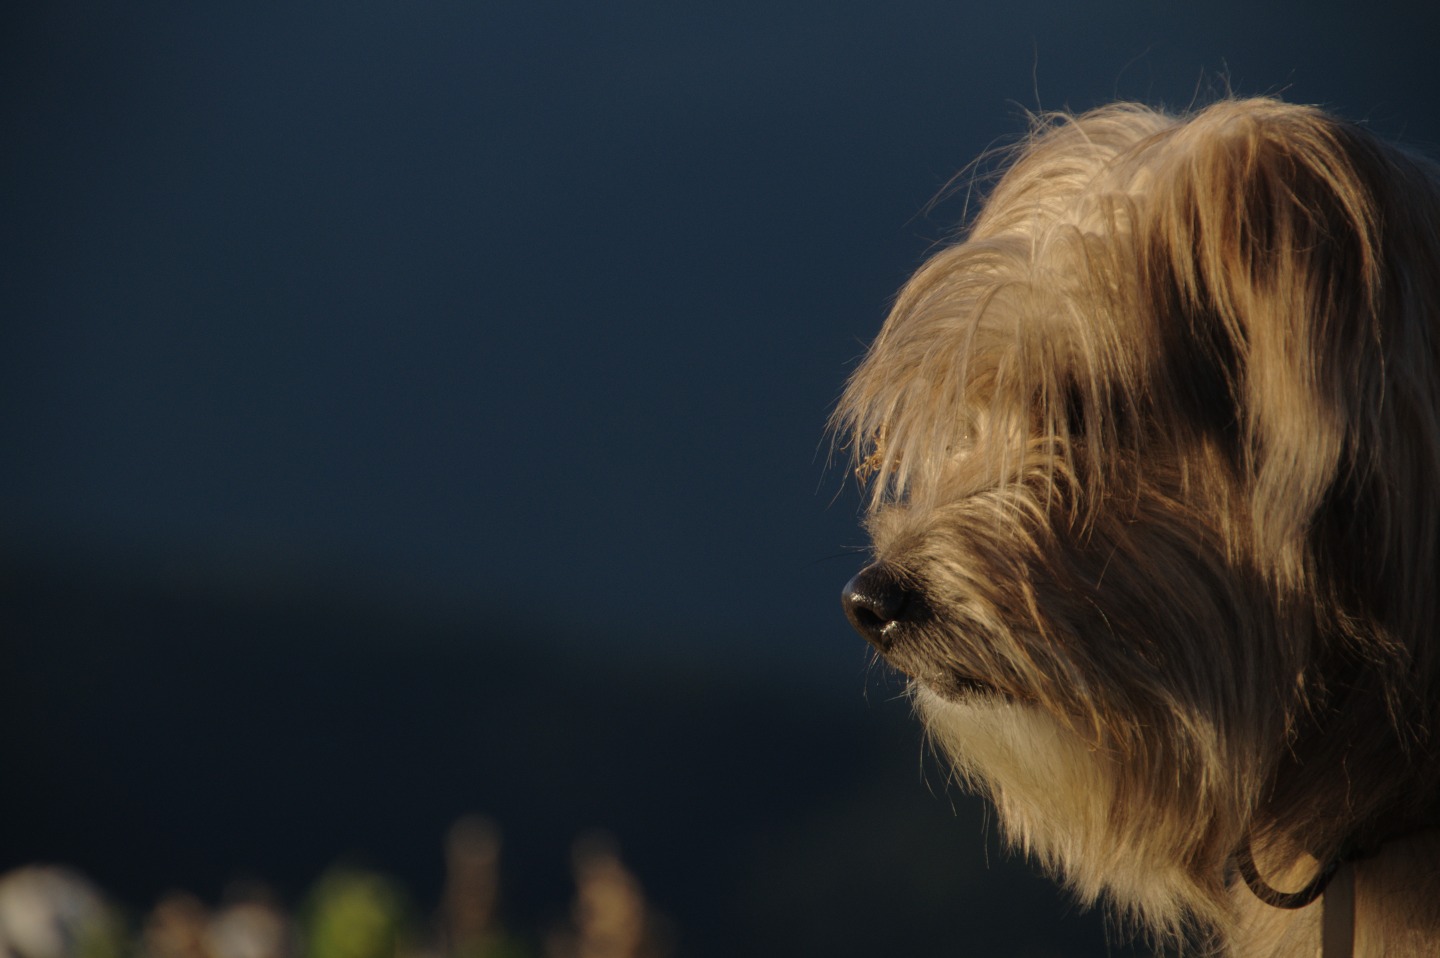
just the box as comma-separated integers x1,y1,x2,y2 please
835,98,1440,955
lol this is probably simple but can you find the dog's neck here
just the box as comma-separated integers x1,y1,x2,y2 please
1228,827,1440,958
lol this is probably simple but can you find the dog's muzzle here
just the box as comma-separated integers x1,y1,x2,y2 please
841,562,928,652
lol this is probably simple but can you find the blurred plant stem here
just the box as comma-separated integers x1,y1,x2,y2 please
544,834,670,958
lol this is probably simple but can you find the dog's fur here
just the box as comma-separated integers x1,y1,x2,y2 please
835,98,1440,955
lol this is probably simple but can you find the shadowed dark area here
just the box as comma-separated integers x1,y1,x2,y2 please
0,557,1147,957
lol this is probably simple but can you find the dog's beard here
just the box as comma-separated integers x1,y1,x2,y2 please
868,471,1280,939
916,687,1234,939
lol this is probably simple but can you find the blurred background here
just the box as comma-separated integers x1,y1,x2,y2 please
3,2,1438,956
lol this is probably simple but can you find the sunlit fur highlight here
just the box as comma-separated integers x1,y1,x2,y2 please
835,98,1440,955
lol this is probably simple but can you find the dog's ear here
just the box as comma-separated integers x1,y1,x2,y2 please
1140,101,1440,611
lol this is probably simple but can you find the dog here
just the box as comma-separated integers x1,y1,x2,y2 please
835,98,1440,957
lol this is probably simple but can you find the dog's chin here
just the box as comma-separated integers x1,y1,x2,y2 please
921,670,1012,703
877,631,1010,702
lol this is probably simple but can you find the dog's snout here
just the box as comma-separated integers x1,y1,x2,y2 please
842,563,924,651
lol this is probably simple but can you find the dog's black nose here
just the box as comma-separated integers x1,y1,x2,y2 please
842,563,922,652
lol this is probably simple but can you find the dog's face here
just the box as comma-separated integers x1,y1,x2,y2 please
836,99,1440,935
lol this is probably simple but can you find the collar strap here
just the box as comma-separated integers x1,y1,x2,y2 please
1235,837,1350,909
1236,837,1358,958
1320,861,1356,958
1238,821,1435,958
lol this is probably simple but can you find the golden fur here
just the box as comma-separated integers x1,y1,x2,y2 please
835,98,1440,955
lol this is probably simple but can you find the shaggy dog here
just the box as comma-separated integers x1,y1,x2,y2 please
835,98,1440,957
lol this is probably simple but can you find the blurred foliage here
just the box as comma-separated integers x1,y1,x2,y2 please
0,820,667,958
303,869,414,958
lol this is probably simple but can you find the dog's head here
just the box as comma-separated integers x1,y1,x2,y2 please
835,98,1440,935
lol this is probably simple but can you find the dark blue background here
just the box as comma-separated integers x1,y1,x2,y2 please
4,2,1438,955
